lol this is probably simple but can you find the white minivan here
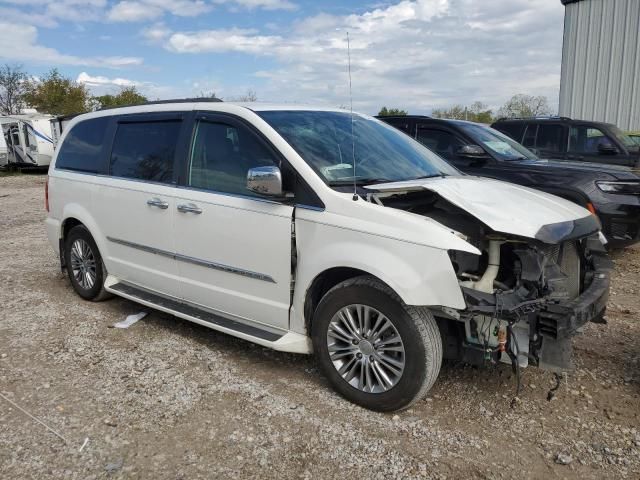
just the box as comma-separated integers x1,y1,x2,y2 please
46,100,611,411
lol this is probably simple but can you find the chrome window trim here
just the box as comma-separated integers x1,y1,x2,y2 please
175,184,285,206
51,169,324,211
106,236,277,283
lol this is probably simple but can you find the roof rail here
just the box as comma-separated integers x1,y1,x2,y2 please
375,114,431,119
494,115,572,122
98,97,223,112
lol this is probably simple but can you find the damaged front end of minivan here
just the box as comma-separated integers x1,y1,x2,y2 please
366,178,613,373
447,231,611,372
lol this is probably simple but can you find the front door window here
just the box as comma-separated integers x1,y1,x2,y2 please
188,120,280,197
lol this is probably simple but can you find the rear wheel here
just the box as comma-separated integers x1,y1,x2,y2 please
312,275,442,412
64,225,111,301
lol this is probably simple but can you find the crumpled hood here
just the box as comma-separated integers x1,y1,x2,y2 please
366,176,599,242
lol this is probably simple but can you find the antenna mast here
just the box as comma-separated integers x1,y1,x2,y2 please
347,31,357,201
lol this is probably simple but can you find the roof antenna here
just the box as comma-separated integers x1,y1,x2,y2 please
346,31,358,201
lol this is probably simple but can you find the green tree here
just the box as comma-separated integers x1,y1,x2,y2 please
378,106,407,116
0,64,28,115
431,101,493,123
23,69,89,115
496,94,551,119
92,86,148,110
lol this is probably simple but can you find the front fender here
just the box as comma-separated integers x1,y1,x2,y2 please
291,216,468,334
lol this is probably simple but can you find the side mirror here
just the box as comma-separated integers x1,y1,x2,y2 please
598,142,618,155
457,144,486,157
247,166,284,197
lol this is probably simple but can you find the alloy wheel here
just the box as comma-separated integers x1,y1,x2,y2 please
326,304,405,393
69,239,97,290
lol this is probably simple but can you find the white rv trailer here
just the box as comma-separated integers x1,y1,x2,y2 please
0,114,55,168
0,127,8,168
50,114,77,148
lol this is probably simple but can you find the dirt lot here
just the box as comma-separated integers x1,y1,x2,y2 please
1,173,639,479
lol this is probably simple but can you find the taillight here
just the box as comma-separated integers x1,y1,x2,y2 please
45,176,49,212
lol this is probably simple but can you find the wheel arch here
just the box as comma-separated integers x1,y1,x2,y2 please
58,204,108,268
303,267,395,333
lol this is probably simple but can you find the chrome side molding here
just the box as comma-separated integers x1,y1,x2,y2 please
106,236,276,283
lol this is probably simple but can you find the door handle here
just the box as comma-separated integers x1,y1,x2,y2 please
147,198,169,209
177,203,202,214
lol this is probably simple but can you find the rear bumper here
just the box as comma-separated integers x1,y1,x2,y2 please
45,217,61,255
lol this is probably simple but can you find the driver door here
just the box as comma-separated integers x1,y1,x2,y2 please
415,125,474,169
567,125,627,165
173,113,294,330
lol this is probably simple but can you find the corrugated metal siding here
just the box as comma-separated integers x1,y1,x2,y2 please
559,0,640,131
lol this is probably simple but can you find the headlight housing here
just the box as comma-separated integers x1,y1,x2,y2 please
596,181,640,195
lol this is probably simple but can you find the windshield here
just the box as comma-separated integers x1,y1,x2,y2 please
258,110,459,185
457,122,538,161
610,125,639,149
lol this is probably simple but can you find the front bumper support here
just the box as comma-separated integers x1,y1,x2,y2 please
460,252,613,371
537,253,612,338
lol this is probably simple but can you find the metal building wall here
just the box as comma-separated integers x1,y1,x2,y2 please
559,0,640,131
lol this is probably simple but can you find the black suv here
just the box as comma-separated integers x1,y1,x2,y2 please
491,117,640,167
378,115,640,247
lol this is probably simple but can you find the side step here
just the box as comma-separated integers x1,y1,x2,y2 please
109,282,283,342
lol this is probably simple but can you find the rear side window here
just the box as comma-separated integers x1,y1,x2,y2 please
416,127,464,161
493,123,524,142
56,117,110,173
535,124,563,152
109,120,180,183
385,120,411,134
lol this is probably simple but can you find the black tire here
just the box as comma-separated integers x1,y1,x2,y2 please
64,225,111,301
312,275,442,412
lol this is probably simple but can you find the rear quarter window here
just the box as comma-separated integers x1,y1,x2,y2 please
56,117,110,173
493,123,525,142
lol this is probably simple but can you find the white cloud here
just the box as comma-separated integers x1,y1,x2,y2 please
0,0,108,25
141,22,173,43
167,28,281,53
76,71,187,100
77,72,141,87
107,1,163,21
0,6,58,27
213,0,297,11
107,0,212,22
0,22,143,68
157,0,564,113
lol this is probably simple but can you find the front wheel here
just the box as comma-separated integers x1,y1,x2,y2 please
312,276,442,412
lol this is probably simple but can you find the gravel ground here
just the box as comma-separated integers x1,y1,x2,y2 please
1,173,639,479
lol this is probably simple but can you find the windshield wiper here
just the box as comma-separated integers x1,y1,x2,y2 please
327,177,392,186
409,173,448,180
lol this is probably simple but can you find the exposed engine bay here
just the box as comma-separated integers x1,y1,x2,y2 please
367,189,612,373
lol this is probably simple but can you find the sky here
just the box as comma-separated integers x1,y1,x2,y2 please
0,0,566,115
